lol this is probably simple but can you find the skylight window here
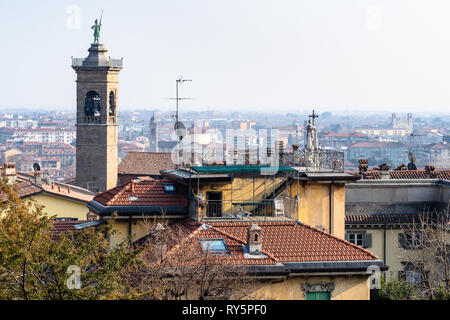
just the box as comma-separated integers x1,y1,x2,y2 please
199,239,229,255
163,183,176,193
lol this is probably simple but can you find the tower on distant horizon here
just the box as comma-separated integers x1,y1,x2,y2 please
149,113,158,152
72,41,123,193
392,113,413,133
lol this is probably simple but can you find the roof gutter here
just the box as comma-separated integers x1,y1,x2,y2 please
88,200,188,215
283,260,388,273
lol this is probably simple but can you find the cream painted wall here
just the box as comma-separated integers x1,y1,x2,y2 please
197,177,347,239
29,193,89,221
249,275,370,300
345,227,426,281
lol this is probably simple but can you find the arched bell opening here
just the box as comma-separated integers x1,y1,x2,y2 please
109,91,116,117
84,91,101,123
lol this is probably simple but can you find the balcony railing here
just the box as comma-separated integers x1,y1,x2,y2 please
281,149,344,172
194,197,298,222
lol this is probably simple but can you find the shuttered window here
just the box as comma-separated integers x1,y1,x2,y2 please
306,292,331,300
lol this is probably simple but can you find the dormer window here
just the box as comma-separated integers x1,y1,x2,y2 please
163,183,176,193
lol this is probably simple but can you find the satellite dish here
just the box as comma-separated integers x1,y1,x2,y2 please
174,121,187,141
174,121,185,130
408,151,417,164
33,163,41,172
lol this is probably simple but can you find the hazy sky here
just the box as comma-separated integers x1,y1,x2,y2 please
1,0,450,114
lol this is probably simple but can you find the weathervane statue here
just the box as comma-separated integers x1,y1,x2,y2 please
91,11,103,44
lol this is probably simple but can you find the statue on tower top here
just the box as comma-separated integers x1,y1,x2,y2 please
91,11,103,44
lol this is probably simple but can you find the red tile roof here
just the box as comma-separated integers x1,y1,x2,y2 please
0,180,43,201
171,219,379,266
346,214,421,224
94,179,188,207
51,220,86,239
349,169,450,180
350,141,407,148
118,152,175,175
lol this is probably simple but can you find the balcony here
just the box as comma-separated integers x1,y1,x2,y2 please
194,197,298,222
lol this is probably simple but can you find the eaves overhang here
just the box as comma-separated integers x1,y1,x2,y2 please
88,200,188,216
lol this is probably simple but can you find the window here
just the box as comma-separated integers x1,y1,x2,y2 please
306,292,330,300
399,232,425,249
163,183,176,193
348,232,364,246
346,231,372,248
405,271,422,285
399,264,424,285
199,239,229,255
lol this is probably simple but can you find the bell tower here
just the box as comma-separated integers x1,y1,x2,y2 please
72,42,123,193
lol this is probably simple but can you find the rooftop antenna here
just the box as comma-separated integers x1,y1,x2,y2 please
166,76,192,141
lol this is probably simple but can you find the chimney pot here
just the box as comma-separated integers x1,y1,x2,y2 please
247,224,262,255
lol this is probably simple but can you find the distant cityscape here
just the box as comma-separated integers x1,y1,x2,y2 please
0,109,448,182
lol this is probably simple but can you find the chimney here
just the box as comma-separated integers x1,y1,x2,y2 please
86,211,97,221
425,165,435,178
130,180,135,194
379,163,391,180
358,159,368,175
51,181,55,189
34,170,42,186
278,140,285,164
247,224,262,255
292,144,299,155
67,186,71,194
3,162,17,184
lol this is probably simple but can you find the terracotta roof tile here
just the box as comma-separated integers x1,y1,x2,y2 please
168,219,379,266
346,214,421,224
51,220,89,240
118,152,175,175
1,180,43,202
351,169,450,180
94,179,188,207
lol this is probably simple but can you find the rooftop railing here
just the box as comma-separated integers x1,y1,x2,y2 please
194,197,297,222
281,149,345,172
71,58,123,68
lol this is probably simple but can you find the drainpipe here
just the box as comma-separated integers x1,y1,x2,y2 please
329,183,333,234
128,216,132,244
383,225,387,264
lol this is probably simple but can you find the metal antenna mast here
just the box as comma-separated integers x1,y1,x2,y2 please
174,77,192,124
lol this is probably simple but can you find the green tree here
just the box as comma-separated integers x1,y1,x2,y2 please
375,274,419,300
0,179,142,300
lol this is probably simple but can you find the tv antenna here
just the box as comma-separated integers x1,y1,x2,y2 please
166,76,193,141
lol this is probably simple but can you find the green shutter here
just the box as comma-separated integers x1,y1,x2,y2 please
364,233,372,248
306,292,330,300
345,232,349,242
315,292,330,300
306,292,316,300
